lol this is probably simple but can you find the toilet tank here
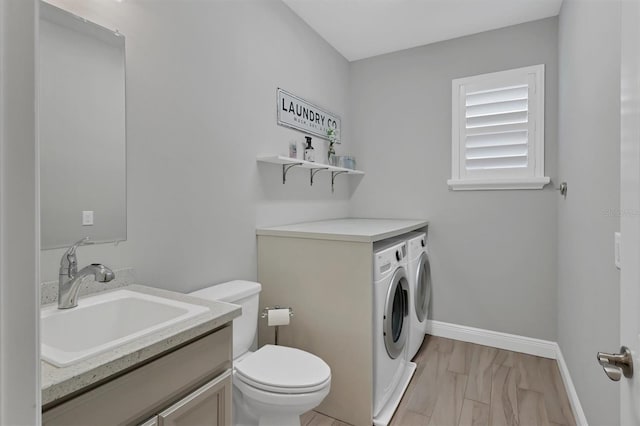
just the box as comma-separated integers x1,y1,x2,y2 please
190,280,262,359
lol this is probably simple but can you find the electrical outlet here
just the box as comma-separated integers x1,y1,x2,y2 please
82,210,94,226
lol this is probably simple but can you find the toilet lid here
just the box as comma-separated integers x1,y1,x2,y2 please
235,345,331,393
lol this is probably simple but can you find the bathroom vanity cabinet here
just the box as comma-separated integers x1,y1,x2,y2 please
257,218,428,426
42,326,232,426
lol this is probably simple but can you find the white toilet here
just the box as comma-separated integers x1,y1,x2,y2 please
190,280,331,426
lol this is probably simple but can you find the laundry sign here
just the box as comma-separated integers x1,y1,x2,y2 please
277,88,341,142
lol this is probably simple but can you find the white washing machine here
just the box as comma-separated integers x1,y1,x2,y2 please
373,240,417,426
406,232,431,361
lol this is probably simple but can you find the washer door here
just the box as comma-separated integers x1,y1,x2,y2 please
415,252,431,323
384,268,409,359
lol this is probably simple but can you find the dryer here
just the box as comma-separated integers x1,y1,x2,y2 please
406,232,431,360
373,240,416,426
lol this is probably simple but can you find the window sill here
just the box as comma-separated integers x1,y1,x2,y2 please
447,177,551,191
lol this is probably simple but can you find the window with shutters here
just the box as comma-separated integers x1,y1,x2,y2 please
447,65,550,190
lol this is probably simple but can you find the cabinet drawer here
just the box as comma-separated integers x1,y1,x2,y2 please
158,369,231,426
43,325,232,426
138,370,232,426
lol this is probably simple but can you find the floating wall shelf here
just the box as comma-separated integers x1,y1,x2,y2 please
257,155,364,192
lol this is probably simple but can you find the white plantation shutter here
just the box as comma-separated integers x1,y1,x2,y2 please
448,65,549,190
465,85,529,170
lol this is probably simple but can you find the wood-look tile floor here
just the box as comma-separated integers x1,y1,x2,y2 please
301,336,576,426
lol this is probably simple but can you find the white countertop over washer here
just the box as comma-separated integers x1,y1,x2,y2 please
256,218,428,243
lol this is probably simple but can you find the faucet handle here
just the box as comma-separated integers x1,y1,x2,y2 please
60,237,94,275
65,237,93,258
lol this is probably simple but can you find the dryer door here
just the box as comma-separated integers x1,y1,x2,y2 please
384,268,409,359
415,252,432,323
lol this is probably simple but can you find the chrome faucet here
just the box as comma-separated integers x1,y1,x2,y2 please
58,237,115,309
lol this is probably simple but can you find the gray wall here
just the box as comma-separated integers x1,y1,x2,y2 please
557,0,621,424
39,0,352,288
0,0,40,424
348,18,559,340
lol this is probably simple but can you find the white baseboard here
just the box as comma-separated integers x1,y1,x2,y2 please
425,320,588,425
426,320,557,358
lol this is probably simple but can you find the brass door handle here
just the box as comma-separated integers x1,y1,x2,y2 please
597,346,633,381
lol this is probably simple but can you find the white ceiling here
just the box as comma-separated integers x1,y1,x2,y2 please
282,0,563,61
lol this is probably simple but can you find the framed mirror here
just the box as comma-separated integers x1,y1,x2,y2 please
39,1,127,249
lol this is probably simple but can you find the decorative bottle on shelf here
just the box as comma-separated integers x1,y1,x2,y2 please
303,136,315,162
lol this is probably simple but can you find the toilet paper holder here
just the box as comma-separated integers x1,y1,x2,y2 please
261,306,294,345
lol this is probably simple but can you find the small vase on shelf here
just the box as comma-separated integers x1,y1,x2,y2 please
328,144,336,164
326,128,339,166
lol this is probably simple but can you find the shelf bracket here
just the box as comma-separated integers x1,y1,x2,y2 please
310,167,329,186
331,171,348,193
282,162,303,184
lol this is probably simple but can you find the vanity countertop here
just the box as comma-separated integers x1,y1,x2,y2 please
256,218,429,243
41,284,240,408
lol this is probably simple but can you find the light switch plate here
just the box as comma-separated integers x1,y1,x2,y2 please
615,232,621,269
82,210,94,226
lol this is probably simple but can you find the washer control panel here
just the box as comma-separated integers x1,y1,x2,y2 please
373,242,407,280
407,232,428,258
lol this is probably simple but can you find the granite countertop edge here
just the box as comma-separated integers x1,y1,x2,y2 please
41,284,240,407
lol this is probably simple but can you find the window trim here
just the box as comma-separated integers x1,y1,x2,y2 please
448,64,550,191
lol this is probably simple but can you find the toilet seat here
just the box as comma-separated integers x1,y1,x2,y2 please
234,375,331,410
235,372,331,394
235,345,331,394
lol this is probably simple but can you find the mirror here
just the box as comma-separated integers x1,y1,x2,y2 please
39,2,127,249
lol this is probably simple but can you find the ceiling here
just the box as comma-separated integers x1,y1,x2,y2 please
282,0,563,61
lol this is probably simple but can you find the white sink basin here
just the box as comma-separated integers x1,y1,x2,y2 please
41,289,209,367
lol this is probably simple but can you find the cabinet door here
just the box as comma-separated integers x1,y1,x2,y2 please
158,369,232,426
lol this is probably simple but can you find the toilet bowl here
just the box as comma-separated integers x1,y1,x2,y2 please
234,345,331,426
190,281,331,426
